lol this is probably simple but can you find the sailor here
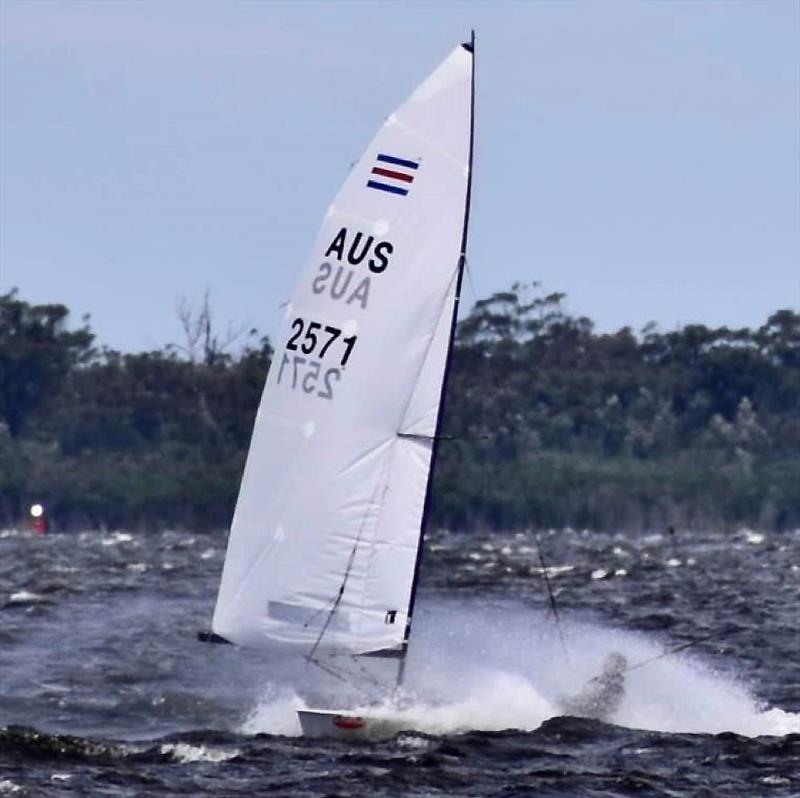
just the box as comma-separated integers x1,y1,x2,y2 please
560,652,628,721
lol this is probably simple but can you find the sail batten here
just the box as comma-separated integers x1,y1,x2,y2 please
211,42,473,657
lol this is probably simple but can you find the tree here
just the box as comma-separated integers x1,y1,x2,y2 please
0,290,94,437
171,290,256,366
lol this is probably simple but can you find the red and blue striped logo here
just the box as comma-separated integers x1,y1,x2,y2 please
367,153,419,196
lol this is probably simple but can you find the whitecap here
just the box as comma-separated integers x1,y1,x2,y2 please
744,530,765,545
6,590,48,605
160,743,239,763
101,531,133,546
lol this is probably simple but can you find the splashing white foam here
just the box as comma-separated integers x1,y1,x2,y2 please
241,684,304,737
240,598,799,739
160,743,240,763
350,670,557,736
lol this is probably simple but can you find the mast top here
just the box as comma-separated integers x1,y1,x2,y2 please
462,30,475,53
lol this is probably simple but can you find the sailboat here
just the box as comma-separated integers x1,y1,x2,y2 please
202,34,476,738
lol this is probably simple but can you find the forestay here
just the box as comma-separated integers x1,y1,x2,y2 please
212,42,473,656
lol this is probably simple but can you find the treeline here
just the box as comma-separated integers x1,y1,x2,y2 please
0,286,798,532
438,287,799,530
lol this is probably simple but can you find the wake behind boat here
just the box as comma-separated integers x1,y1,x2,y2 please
202,34,476,738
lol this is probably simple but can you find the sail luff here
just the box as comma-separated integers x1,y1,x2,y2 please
402,32,477,655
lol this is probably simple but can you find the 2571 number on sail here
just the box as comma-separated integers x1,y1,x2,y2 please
286,317,356,365
277,317,357,400
276,354,340,400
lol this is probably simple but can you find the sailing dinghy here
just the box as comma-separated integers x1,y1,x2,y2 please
203,34,475,738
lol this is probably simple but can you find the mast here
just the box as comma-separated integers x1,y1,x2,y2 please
398,31,476,683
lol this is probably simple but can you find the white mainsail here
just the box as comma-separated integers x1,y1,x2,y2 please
212,40,474,658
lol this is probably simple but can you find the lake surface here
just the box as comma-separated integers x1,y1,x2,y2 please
1,524,798,796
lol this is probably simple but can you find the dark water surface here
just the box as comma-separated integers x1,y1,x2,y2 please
1,525,798,796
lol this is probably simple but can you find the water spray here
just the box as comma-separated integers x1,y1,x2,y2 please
625,628,741,673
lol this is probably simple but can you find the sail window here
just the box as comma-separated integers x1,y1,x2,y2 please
267,601,351,632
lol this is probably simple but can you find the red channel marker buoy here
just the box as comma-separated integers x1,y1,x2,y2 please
30,503,48,534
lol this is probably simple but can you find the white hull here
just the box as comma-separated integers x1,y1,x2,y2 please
297,708,410,740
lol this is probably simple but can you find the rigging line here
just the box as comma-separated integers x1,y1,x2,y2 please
351,655,393,694
510,402,570,662
536,533,571,663
320,650,394,694
464,256,480,306
624,628,741,674
513,432,571,663
308,650,392,698
357,483,392,644
306,657,376,699
301,592,340,633
306,538,360,663
305,474,387,661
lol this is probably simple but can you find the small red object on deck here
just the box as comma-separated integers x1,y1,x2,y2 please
333,715,366,730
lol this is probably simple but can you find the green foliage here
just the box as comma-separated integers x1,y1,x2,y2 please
432,285,800,531
0,291,94,437
1,286,798,532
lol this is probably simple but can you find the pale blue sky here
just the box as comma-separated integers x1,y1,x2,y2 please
1,0,798,352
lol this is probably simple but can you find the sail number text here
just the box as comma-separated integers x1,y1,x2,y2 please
276,354,340,400
277,317,357,401
285,317,357,366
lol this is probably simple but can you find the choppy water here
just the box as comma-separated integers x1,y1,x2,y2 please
1,525,798,796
